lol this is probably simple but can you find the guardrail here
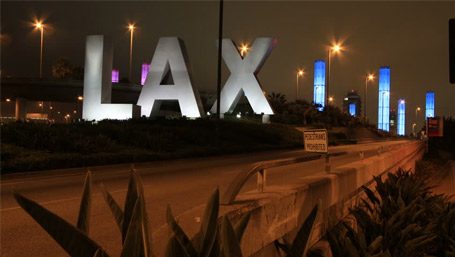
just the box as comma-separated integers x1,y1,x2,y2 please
220,151,348,205
220,140,420,205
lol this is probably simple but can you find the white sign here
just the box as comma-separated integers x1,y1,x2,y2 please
137,37,204,118
211,38,276,115
303,129,328,153
82,35,276,121
82,35,139,121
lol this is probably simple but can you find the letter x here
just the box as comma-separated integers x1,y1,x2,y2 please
211,38,277,115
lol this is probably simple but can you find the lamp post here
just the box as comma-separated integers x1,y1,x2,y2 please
415,107,421,122
327,44,341,107
296,69,304,100
128,24,135,83
412,123,417,136
364,74,374,120
35,22,44,78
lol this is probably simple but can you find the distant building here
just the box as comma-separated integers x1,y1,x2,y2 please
389,109,397,134
343,90,362,117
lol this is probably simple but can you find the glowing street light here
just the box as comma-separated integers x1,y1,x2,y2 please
6,98,11,102
34,21,45,78
415,106,421,123
296,69,304,100
329,96,334,102
364,74,375,120
128,24,135,83
240,44,249,57
327,44,342,106
78,96,83,101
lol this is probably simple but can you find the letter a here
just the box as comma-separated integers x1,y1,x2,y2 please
82,35,139,121
211,38,277,115
137,37,204,118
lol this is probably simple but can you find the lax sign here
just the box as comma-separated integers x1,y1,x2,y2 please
82,35,276,121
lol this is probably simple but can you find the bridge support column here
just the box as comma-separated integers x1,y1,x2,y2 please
15,98,27,121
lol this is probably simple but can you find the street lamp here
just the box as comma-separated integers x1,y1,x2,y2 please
128,24,135,83
327,44,341,106
364,74,374,120
415,107,421,122
412,123,417,136
296,69,304,100
35,22,44,78
240,44,249,57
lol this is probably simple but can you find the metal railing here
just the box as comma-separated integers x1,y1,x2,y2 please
220,151,347,205
220,140,419,205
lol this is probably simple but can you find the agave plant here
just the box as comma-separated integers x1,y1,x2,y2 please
325,168,453,257
164,188,251,257
13,170,110,257
274,201,320,257
100,168,153,257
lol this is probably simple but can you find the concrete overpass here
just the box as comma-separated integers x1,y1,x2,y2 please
0,78,142,121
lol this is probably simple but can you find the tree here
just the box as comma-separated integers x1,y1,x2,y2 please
268,92,287,113
52,58,73,79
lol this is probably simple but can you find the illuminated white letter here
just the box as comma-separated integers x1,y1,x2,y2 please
211,38,276,115
82,35,139,120
137,37,204,118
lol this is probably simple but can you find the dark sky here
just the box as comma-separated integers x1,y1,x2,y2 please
2,1,454,132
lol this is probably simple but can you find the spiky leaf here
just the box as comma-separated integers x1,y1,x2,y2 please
13,192,108,257
100,183,124,232
221,216,243,257
288,203,319,257
166,205,198,257
234,212,251,242
77,170,92,234
120,198,143,257
199,188,220,257
123,170,139,243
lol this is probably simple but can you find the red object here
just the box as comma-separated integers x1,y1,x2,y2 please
427,117,444,137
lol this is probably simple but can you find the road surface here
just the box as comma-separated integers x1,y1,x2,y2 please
1,140,407,257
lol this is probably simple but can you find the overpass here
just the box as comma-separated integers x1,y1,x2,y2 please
0,78,141,121
0,139,427,257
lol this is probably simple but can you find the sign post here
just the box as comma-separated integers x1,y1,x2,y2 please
426,117,444,137
303,129,328,153
303,129,330,173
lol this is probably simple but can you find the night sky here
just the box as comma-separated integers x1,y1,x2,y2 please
1,1,454,132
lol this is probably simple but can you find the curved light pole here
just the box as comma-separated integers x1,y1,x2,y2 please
296,69,304,100
326,44,341,107
128,24,135,83
415,107,421,122
412,123,417,136
364,74,374,120
35,22,44,78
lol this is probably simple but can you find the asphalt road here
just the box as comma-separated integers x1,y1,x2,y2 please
0,140,408,257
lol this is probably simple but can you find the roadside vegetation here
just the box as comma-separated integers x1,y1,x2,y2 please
1,119,303,173
324,168,455,257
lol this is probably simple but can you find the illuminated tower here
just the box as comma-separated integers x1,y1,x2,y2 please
425,91,435,118
141,63,151,85
378,66,390,131
313,60,326,110
397,99,405,136
112,69,119,83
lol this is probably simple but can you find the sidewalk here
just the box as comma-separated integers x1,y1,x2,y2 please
431,160,455,199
